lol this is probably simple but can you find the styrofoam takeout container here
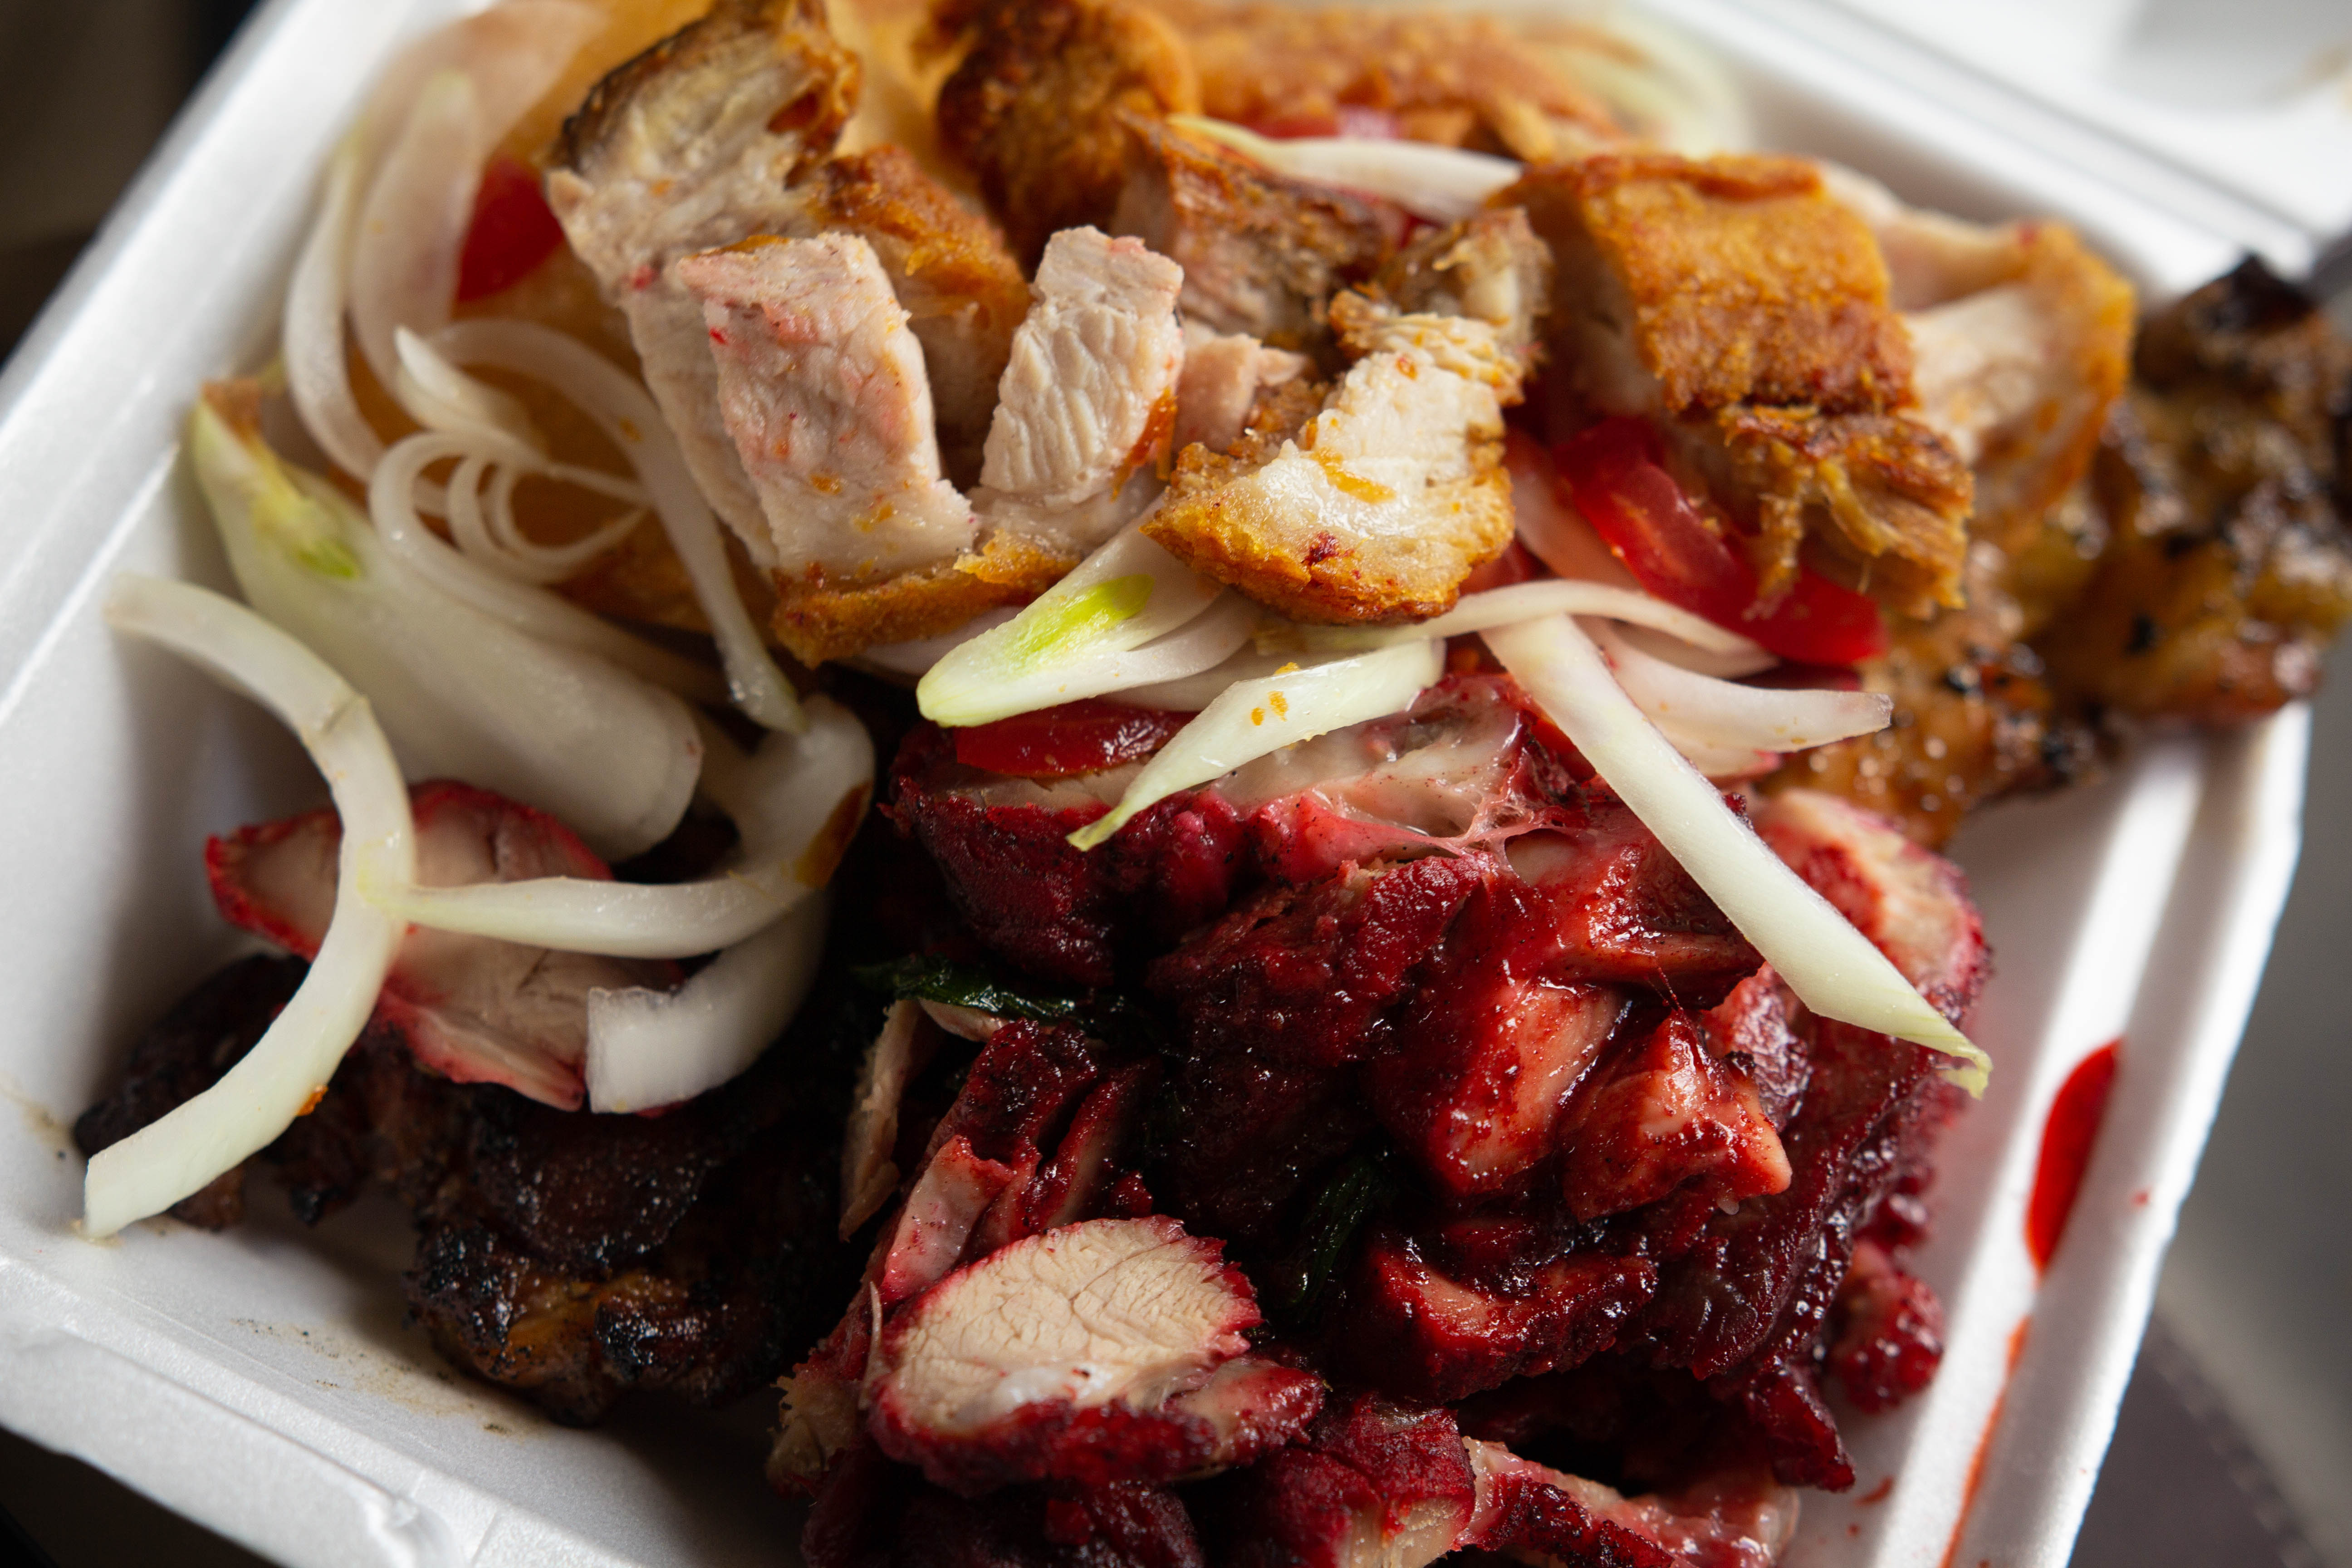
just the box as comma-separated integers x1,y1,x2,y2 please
0,0,2337,1563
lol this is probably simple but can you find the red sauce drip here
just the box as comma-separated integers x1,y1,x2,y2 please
952,700,1195,780
1938,1318,2030,1568
456,154,566,303
2026,1040,2121,1272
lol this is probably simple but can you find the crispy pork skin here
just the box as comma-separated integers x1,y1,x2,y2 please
1145,293,1522,622
206,780,678,1110
866,1216,1322,1492
934,0,1202,265
1112,118,1397,355
677,234,977,580
549,0,857,563
1511,152,1974,613
974,226,1187,554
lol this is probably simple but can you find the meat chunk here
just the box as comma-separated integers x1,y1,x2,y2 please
1216,1396,1477,1568
974,226,1187,554
1372,208,1553,369
677,234,977,581
1513,152,1975,613
206,780,679,1110
1825,1237,1943,1413
1555,1012,1792,1223
1142,0,1623,160
934,0,1202,264
1145,292,1522,622
1462,1440,1800,1568
865,1216,1322,1492
811,146,1033,487
2038,259,2352,724
889,723,1249,987
1111,118,1398,355
1172,321,1312,457
805,1445,1210,1568
548,0,858,564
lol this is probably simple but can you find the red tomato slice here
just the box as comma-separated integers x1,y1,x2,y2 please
456,154,567,304
952,700,1196,780
1553,418,1887,666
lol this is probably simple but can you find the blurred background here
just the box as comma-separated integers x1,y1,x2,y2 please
0,1,2345,1565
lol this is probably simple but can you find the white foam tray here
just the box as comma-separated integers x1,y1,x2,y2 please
0,1,2312,1564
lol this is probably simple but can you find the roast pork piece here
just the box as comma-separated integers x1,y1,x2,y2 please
865,1216,1323,1493
1510,152,1975,614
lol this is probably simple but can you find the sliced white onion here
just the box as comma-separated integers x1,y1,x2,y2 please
87,578,417,1238
1612,622,1777,680
918,523,1228,726
361,694,873,958
196,391,701,860
1589,621,1892,753
391,326,545,456
430,318,806,733
860,607,1022,678
1276,580,1766,660
350,69,482,399
1070,638,1446,851
1169,115,1520,222
283,136,383,479
584,890,830,1113
1109,645,1349,712
358,444,727,703
1483,615,1988,1092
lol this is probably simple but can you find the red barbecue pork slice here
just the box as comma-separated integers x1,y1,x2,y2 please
866,1217,1322,1494
1217,1396,1478,1568
206,779,679,1111
889,722,1248,987
1362,966,1628,1202
1148,1052,1374,1253
1699,968,1811,1128
1461,1440,1800,1568
1333,1225,1659,1405
1500,805,1763,1003
1149,852,1495,1068
1753,788,1987,1024
1556,1013,1792,1224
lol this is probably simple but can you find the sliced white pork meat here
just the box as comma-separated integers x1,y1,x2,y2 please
1172,319,1311,458
676,234,977,580
974,226,1189,554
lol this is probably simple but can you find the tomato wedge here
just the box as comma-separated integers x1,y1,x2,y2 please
456,154,567,304
952,700,1196,779
1553,417,1887,666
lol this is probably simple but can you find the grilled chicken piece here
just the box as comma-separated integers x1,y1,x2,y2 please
1112,118,1398,356
811,146,1033,487
1140,0,1623,160
865,1215,1321,1493
933,0,1202,265
206,780,678,1110
2039,259,2352,723
548,0,858,566
1144,292,1522,621
679,234,978,581
974,225,1187,553
1513,152,1975,614
1172,321,1311,455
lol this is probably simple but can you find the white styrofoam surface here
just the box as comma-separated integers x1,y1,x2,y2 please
0,2,2315,1566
